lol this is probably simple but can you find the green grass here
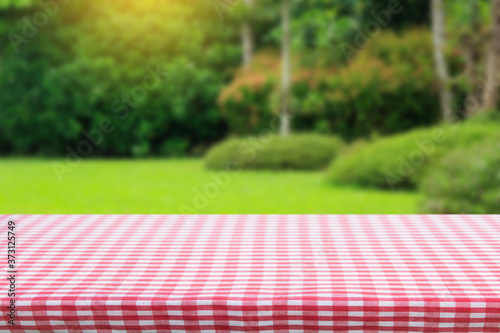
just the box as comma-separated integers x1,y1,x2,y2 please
0,159,419,214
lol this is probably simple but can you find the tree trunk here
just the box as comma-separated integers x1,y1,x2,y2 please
280,0,291,137
482,0,500,111
431,0,454,122
464,0,480,88
460,0,483,115
242,0,253,69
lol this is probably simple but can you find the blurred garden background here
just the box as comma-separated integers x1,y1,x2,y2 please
0,0,499,214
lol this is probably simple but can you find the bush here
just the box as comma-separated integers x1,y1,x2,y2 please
326,122,500,190
420,140,500,214
358,0,430,31
205,134,344,170
467,110,500,124
0,1,239,157
218,29,445,141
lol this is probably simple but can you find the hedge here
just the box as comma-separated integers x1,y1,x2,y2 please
326,122,500,190
205,134,344,171
420,140,500,214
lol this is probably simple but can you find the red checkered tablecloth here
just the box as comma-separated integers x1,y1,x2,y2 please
1,215,500,332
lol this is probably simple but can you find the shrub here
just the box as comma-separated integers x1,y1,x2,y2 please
467,110,500,124
0,2,239,157
205,134,344,171
420,140,500,214
326,122,500,190
218,29,445,141
217,50,307,137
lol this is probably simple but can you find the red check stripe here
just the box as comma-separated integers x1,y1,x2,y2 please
1,215,499,332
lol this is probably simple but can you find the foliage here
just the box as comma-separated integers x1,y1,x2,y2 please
217,50,301,136
323,29,440,139
326,122,500,190
219,29,442,140
0,0,239,157
467,110,500,124
205,134,344,170
420,140,500,214
445,0,490,35
265,0,430,61
0,0,35,9
0,0,482,158
358,0,430,30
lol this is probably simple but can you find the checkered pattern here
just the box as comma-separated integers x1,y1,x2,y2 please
1,215,499,332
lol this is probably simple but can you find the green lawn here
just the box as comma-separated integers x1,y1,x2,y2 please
0,159,419,214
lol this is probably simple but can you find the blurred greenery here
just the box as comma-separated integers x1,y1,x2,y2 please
0,159,419,213
420,140,500,214
0,0,439,157
327,122,500,190
0,0,239,157
1,0,499,214
205,134,344,170
219,30,441,140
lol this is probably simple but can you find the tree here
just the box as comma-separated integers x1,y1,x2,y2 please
0,0,239,156
465,0,481,82
242,0,254,68
482,0,500,110
431,0,454,121
280,0,291,136
459,0,482,114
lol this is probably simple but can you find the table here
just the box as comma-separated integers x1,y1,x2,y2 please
1,215,499,332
